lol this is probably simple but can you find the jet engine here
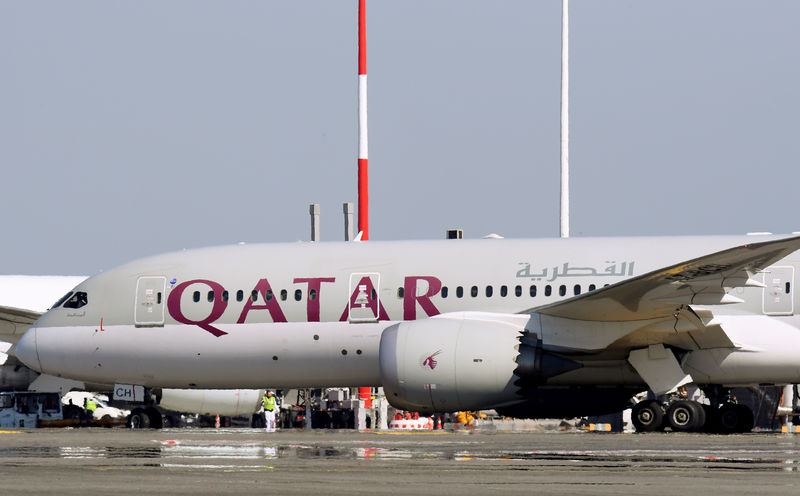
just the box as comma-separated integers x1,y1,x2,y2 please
379,313,582,413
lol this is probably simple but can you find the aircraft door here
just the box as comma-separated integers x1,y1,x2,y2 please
763,266,794,316
347,272,382,323
135,276,167,326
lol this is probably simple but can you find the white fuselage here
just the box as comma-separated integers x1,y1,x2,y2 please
14,235,800,392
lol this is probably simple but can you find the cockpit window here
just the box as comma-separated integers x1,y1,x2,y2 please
62,291,88,309
50,292,74,310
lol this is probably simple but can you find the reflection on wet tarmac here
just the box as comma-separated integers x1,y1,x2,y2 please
3,440,800,472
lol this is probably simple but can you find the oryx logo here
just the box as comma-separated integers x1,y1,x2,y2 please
422,350,442,370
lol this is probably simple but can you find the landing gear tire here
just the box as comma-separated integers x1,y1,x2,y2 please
701,404,719,433
62,405,83,423
718,403,754,434
252,413,265,429
667,400,705,432
632,400,664,432
163,414,183,428
145,407,163,429
127,408,150,429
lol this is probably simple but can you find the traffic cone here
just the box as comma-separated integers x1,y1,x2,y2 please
215,414,220,429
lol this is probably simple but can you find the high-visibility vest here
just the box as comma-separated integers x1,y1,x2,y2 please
263,395,276,411
85,399,97,413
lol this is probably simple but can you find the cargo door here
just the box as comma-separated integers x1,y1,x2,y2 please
135,276,167,326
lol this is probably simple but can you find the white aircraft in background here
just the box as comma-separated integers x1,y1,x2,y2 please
12,234,800,432
0,275,263,425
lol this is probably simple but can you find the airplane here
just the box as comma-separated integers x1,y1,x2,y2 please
12,233,800,432
0,275,264,426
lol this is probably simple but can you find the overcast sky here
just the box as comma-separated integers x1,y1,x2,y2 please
2,1,799,275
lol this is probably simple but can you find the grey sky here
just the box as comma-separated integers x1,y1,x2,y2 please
2,1,799,275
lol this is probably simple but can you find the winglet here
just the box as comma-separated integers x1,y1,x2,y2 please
353,231,364,242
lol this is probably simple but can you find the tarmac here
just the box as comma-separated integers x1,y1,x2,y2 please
2,427,800,495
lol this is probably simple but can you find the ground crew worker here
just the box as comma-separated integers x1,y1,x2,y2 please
457,410,475,426
263,391,277,432
84,397,97,419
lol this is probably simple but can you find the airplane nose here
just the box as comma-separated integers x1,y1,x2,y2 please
14,327,42,372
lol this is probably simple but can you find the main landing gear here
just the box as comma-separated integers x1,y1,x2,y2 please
126,406,163,429
632,394,754,433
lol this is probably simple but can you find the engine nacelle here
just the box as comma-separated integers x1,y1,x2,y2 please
380,313,583,412
380,315,521,412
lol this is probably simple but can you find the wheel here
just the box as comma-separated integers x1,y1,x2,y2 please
145,407,163,429
632,400,664,432
62,405,83,422
734,404,754,433
718,403,754,433
702,404,719,433
250,413,266,429
163,414,183,428
127,408,150,429
666,400,704,432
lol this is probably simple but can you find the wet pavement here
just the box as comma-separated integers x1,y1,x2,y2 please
2,428,800,495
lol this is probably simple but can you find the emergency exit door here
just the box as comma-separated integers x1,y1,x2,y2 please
135,276,167,326
763,266,794,316
347,272,381,323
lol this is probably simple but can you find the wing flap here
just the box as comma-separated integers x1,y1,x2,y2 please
529,235,800,322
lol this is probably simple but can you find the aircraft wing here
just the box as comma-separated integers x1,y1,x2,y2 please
528,235,800,322
0,306,43,345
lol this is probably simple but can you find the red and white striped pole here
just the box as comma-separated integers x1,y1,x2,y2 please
357,0,372,410
357,0,369,241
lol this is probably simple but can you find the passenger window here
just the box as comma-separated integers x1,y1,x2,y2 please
559,285,566,297
192,291,200,303
62,291,88,309
485,286,493,297
251,290,258,302
236,290,244,302
544,285,552,297
51,292,74,309
207,291,214,302
397,287,404,298
441,286,448,298
295,289,302,301
157,292,163,304
515,285,522,297
221,291,228,303
471,286,478,297
500,285,507,297
456,286,464,298
280,289,288,301
786,282,791,294
310,289,317,301
529,285,537,297
266,289,273,301
573,285,581,295
588,284,596,291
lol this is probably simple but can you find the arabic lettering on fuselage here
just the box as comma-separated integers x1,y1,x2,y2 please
515,261,635,282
